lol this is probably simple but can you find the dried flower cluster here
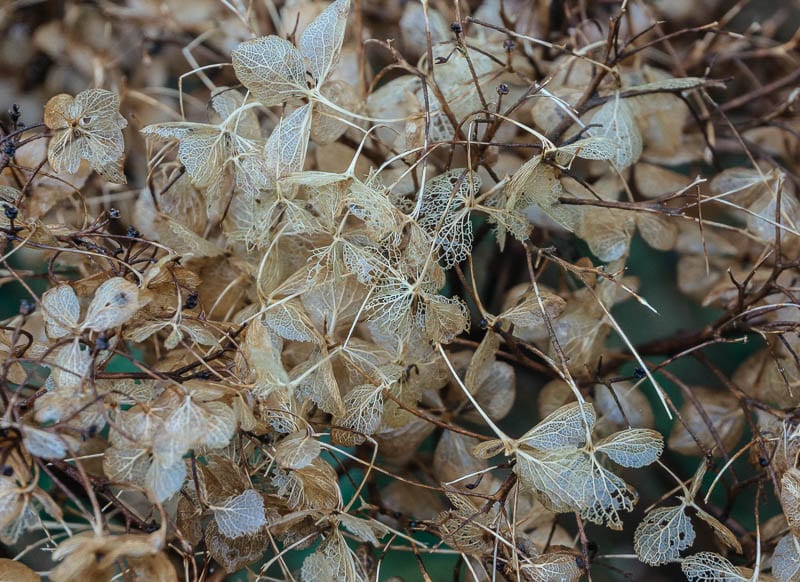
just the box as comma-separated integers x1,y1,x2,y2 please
1,0,799,580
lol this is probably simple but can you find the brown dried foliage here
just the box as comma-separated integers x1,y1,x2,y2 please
0,0,799,580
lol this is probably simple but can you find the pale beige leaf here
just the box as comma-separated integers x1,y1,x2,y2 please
213,489,267,539
417,293,469,343
400,2,449,57
338,514,388,546
747,188,800,243
291,349,344,416
145,457,186,502
265,104,312,182
209,87,261,138
634,504,695,565
418,169,480,268
515,448,588,513
433,432,486,492
595,428,664,468
469,358,516,423
274,458,341,510
576,208,633,262
206,519,269,573
627,77,709,93
637,213,678,251
264,299,319,343
519,402,595,450
783,468,800,536
232,36,307,106
438,492,493,553
556,136,617,164
22,426,68,459
594,381,654,437
0,477,24,530
667,388,745,457
680,552,749,581
580,456,637,529
200,401,237,450
301,528,364,582
82,277,140,331
274,431,321,469
331,385,383,446
102,446,149,487
299,0,350,85
300,552,337,582
709,167,770,207
773,534,800,582
471,439,506,460
51,340,91,392
521,550,582,582
635,163,693,199
465,330,499,395
164,394,206,447
505,156,578,232
44,89,127,183
499,284,566,342
312,80,360,145
141,123,227,195
42,285,80,339
586,95,642,169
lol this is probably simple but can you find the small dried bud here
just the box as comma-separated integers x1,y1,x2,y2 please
126,225,140,238
503,39,515,51
19,299,34,315
146,40,163,55
108,208,121,220
497,83,510,96
3,203,18,220
184,291,199,309
450,22,462,34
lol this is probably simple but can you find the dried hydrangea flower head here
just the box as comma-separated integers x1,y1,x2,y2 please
2,0,800,580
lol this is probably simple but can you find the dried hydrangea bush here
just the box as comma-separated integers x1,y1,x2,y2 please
0,0,799,580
